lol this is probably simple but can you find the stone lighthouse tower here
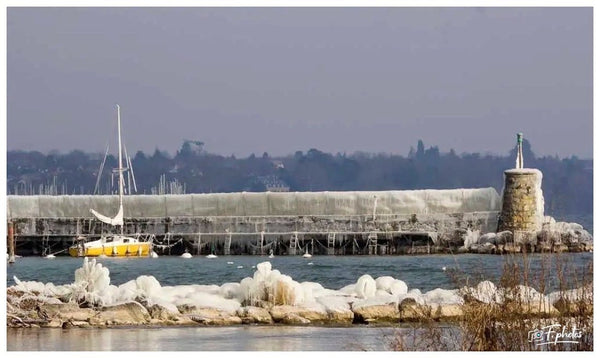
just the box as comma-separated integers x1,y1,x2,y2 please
497,133,544,233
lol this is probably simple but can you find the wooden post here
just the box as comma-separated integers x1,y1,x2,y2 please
196,233,201,255
259,231,264,255
8,221,15,263
224,232,231,256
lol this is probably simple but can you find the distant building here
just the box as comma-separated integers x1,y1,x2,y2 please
272,160,285,169
259,175,290,192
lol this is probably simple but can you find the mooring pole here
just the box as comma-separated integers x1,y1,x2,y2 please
8,221,16,263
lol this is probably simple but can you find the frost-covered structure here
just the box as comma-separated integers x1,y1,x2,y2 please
8,189,500,218
8,179,591,255
7,189,502,255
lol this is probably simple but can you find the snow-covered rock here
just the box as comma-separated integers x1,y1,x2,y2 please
339,284,356,295
389,280,409,296
135,275,161,297
463,229,480,248
354,274,377,299
237,306,273,324
175,291,241,314
495,231,513,245
466,280,500,304
315,295,354,323
219,282,241,300
478,232,497,245
375,276,395,292
422,288,464,305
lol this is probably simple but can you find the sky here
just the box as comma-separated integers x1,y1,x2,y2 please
6,7,593,159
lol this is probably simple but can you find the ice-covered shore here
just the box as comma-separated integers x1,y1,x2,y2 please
463,218,593,254
6,258,591,328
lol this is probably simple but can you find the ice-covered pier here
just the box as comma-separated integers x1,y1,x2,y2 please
7,189,501,256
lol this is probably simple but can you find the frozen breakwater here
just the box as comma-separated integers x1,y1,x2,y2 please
7,190,593,256
6,189,502,256
6,258,592,328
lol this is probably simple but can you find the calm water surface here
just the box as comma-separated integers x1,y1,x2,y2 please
7,253,592,292
8,326,409,351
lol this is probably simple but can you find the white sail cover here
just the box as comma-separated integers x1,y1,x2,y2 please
90,205,123,226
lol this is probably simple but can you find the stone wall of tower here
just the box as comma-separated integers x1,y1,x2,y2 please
497,168,544,233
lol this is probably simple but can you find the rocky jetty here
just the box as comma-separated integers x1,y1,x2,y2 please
464,217,593,254
6,258,592,328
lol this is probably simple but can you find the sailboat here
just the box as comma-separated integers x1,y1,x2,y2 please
68,105,152,258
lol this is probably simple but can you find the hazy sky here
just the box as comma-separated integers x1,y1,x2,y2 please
7,7,593,158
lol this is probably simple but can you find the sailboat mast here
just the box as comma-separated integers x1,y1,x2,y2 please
117,104,124,235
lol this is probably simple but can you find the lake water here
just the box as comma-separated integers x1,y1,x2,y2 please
7,253,593,292
7,325,412,351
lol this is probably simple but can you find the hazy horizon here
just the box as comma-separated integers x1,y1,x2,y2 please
7,8,593,159
5,138,590,160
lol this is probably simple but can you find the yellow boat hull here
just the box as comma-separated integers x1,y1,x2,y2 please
68,242,152,257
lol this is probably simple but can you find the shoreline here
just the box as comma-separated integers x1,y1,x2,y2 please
7,258,592,330
7,289,590,329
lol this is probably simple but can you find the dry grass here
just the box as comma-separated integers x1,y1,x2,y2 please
391,250,593,351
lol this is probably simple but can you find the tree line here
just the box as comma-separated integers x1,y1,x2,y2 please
7,139,592,219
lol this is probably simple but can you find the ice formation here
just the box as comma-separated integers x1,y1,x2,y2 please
462,229,480,248
8,257,586,325
541,219,593,243
398,289,426,306
354,275,377,299
8,188,501,218
9,259,440,313
464,280,500,304
468,216,593,249
547,285,592,306
238,261,308,306
422,288,463,305
70,257,112,305
374,276,395,292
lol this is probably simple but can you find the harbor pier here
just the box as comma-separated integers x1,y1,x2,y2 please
7,189,501,256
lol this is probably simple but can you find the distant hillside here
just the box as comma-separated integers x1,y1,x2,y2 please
7,139,592,223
